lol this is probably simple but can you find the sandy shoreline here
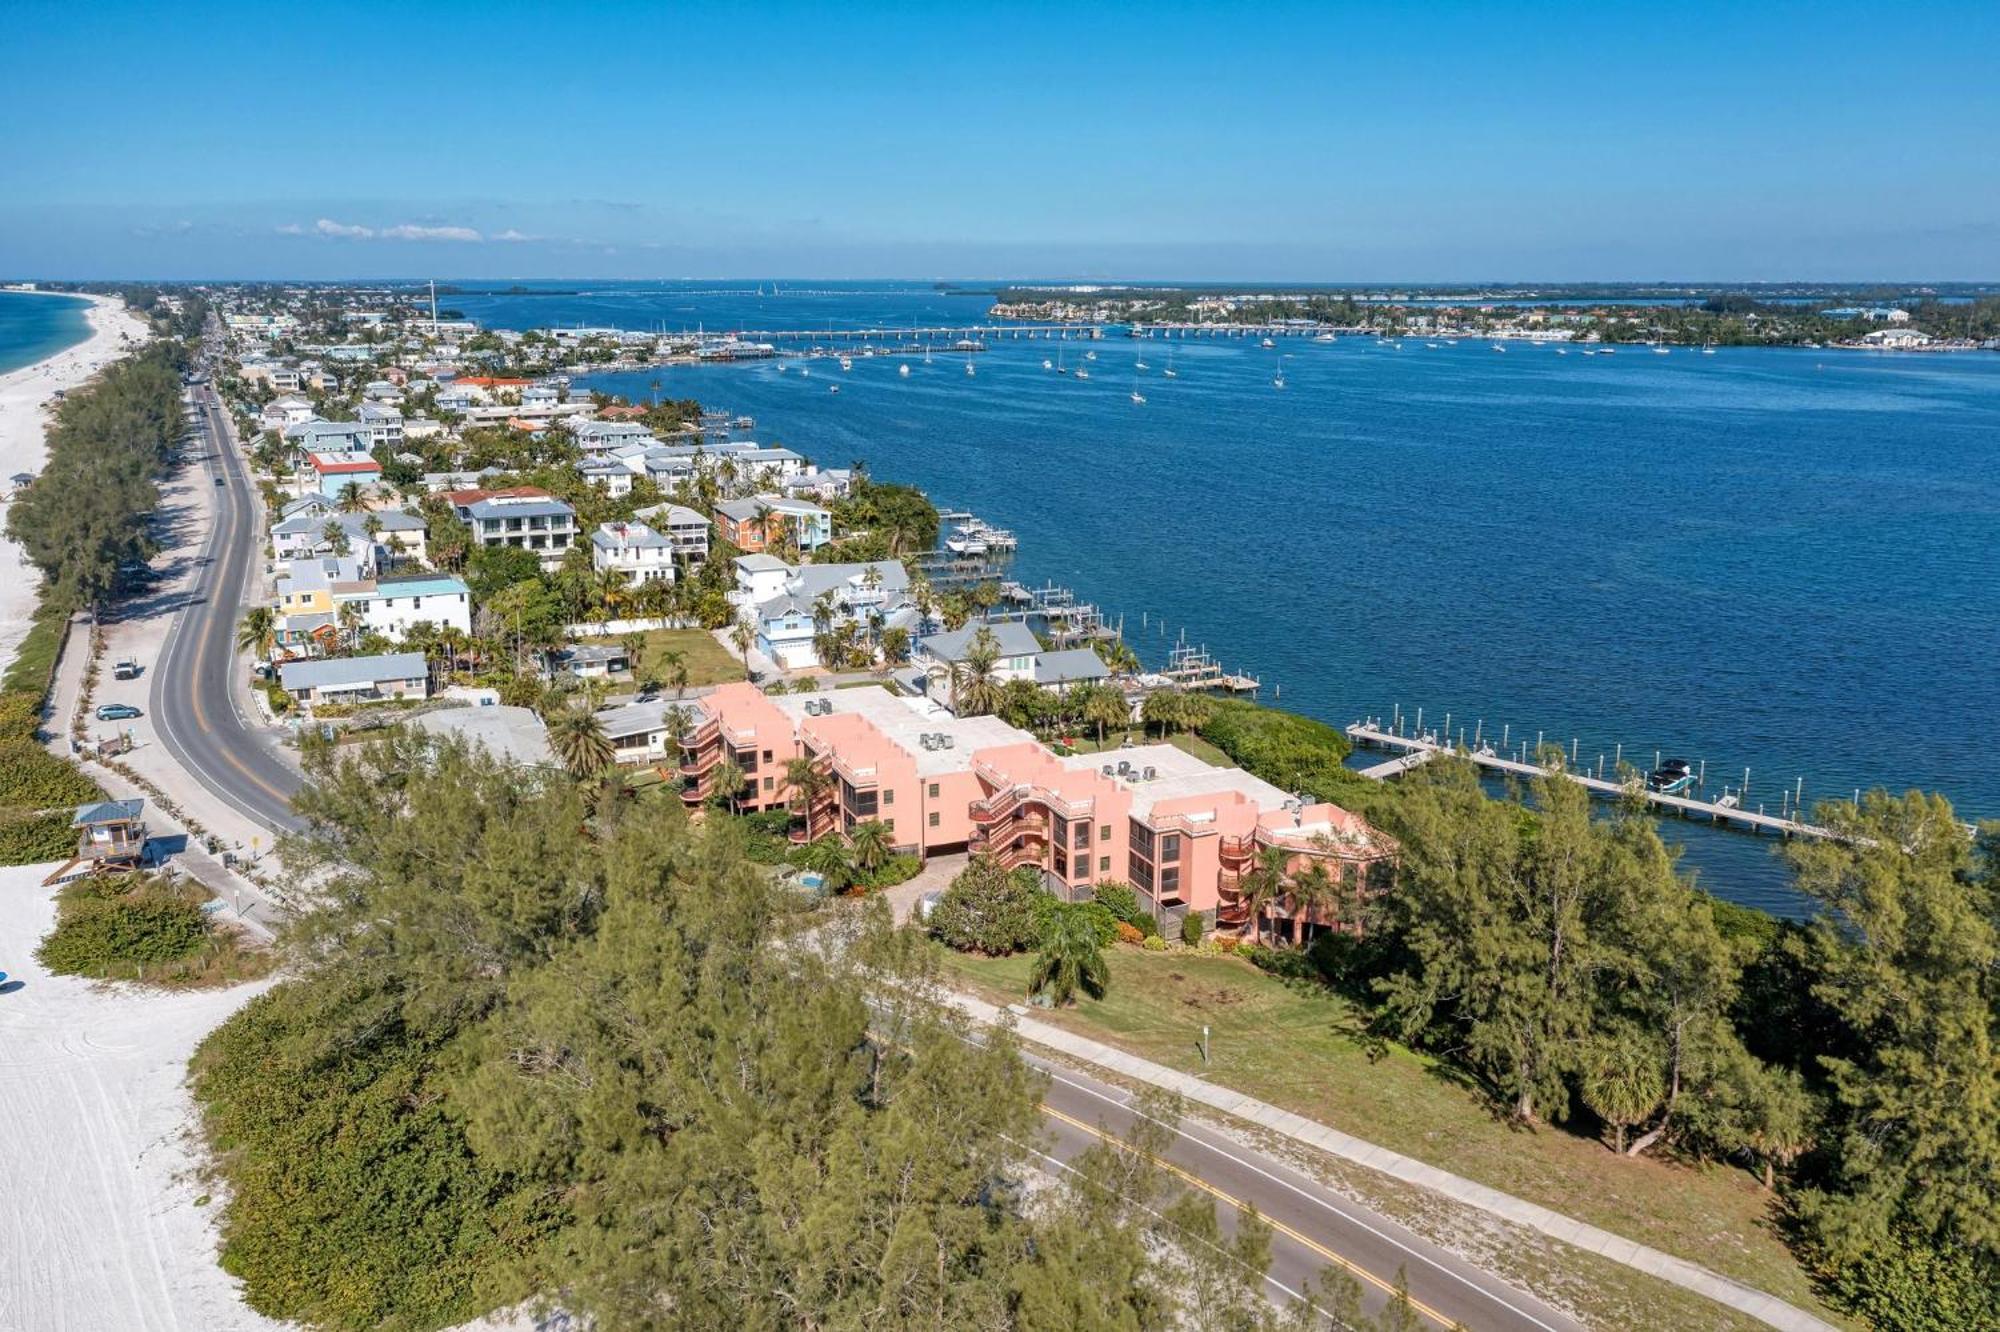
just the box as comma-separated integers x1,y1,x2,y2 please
0,293,152,676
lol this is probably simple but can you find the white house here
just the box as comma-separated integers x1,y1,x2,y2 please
636,502,711,564
260,395,316,429
279,652,430,708
572,419,657,454
590,521,676,586
335,573,472,637
735,557,916,670
357,402,404,450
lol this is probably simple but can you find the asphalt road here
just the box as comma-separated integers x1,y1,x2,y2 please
1025,1050,1584,1332
149,381,305,834
155,369,1575,1329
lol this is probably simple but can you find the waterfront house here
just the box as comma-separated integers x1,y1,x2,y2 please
733,557,916,670
634,502,711,564
914,622,1043,709
446,486,578,571
783,466,855,501
279,651,430,708
590,520,676,586
714,494,833,555
572,419,657,454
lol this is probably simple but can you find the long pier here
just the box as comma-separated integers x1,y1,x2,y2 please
1343,723,1841,841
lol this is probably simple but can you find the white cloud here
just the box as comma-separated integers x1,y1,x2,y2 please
274,218,486,242
380,223,483,242
493,228,537,242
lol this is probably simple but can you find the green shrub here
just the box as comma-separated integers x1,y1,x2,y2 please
1201,698,1374,804
1141,934,1166,952
857,852,922,889
0,738,103,808
928,856,1046,955
1092,880,1159,935
1241,942,1321,982
0,809,77,864
38,876,210,975
1034,896,1118,949
1181,912,1205,947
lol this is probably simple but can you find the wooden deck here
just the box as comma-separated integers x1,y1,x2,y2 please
1344,723,1841,840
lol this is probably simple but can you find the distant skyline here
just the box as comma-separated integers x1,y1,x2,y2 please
4,1,1997,281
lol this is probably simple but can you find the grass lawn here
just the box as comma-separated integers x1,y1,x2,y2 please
936,943,1840,1327
1062,729,1235,768
630,628,744,688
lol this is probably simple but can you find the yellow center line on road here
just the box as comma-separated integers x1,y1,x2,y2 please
1038,1102,1456,1329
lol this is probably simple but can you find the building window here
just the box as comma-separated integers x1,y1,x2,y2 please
1161,867,1182,898
763,749,773,764
928,811,940,828
1100,824,1111,841
1130,821,1154,859
1072,821,1089,849
1161,833,1182,862
1132,856,1154,892
1053,848,1067,876
1099,855,1110,873
884,789,894,805
762,776,774,792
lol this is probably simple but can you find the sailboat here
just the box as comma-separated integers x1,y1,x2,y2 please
1134,354,1150,370
1057,345,1068,375
1130,388,1146,404
964,350,975,377
1163,345,1177,378
1272,366,1286,389
1084,348,1097,361
1042,356,1053,370
1074,363,1090,381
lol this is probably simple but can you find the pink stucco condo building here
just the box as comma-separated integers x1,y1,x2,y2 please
662,682,1394,936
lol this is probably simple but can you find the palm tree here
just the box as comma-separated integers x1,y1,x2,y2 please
799,836,855,896
659,647,690,698
1029,906,1109,1007
335,600,364,653
729,621,755,680
785,755,831,836
1080,683,1130,744
848,819,894,877
879,625,910,665
336,480,367,514
546,704,615,780
953,626,1004,716
1238,846,1291,946
236,606,276,659
1096,638,1141,676
437,626,469,681
319,518,351,556
1286,861,1337,946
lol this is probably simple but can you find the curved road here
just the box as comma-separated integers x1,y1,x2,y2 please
150,380,305,833
1025,1047,1582,1332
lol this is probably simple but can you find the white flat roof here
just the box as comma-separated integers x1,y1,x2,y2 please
774,686,1031,777
1057,743,1294,820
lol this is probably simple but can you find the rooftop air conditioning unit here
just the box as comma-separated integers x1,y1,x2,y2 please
919,735,935,750
1117,761,1132,775
1142,766,1156,780
1101,765,1115,776
940,735,954,748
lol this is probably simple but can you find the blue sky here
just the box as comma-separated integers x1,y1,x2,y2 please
3,1,1995,281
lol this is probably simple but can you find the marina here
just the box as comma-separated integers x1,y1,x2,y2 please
1344,720,1841,841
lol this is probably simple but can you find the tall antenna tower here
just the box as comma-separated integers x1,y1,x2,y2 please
429,278,438,330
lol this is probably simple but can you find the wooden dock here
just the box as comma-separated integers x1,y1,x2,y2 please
1343,723,1840,840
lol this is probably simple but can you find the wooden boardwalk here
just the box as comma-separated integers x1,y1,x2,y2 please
1343,724,1840,841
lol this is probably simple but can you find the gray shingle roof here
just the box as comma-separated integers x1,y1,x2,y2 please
280,652,428,691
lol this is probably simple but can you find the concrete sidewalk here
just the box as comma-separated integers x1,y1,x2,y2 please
43,617,284,940
941,987,1837,1332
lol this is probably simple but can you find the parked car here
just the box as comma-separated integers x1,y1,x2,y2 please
95,703,142,722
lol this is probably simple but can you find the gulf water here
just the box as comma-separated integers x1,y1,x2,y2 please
0,291,90,376
443,281,2000,916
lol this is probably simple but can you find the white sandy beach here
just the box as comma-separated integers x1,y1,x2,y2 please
0,293,151,675
0,865,285,1332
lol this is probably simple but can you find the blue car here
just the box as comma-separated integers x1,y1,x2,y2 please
95,703,142,722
